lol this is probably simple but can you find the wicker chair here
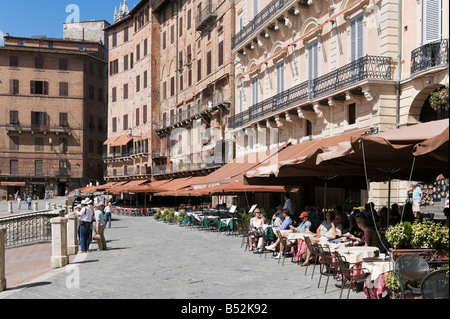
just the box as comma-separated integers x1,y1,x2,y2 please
420,269,449,299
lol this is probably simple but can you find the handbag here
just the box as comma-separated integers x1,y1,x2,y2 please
93,233,102,241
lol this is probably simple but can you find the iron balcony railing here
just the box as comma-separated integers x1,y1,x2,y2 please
154,90,231,132
4,124,72,134
196,3,217,31
229,55,393,129
232,0,297,50
411,39,449,75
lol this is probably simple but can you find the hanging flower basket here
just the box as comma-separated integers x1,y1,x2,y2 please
429,86,449,111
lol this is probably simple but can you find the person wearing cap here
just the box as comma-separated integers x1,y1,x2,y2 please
290,211,311,233
75,200,93,253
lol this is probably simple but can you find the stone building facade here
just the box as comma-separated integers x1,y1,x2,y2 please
229,0,449,209
103,1,160,182
0,34,108,200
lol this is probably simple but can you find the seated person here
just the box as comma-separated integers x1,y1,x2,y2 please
348,215,380,247
290,211,311,233
342,216,364,239
271,206,284,227
264,209,292,253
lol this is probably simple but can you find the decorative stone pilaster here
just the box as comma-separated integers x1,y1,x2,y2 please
33,201,39,212
0,227,7,292
50,217,69,269
66,213,79,255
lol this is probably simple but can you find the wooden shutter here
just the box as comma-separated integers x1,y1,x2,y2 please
197,59,202,81
423,0,442,44
218,41,224,66
170,77,175,96
143,105,147,124
60,113,68,126
350,15,364,61
10,110,19,124
30,80,35,94
187,9,192,30
207,51,212,75
136,108,140,126
43,81,49,95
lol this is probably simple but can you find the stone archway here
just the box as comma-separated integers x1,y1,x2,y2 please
409,85,448,123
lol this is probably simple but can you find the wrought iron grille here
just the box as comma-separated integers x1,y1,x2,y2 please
229,55,393,129
232,0,295,50
411,39,449,75
0,211,61,248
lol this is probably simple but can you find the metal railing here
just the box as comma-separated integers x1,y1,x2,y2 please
196,3,217,31
229,55,393,129
232,0,297,50
154,90,231,132
4,124,72,134
0,210,63,248
411,39,449,75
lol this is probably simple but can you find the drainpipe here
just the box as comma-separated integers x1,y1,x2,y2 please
230,0,236,161
396,0,402,129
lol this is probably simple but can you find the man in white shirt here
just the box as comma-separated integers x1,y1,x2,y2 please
75,200,93,253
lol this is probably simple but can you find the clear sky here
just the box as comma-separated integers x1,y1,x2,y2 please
0,0,139,45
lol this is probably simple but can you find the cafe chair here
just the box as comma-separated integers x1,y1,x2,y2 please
394,254,430,299
420,269,449,299
276,230,298,266
316,245,340,293
335,252,371,299
303,236,320,279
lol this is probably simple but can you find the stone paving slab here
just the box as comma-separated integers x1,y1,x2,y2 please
0,215,367,301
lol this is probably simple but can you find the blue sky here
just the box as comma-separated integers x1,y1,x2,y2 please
0,0,139,45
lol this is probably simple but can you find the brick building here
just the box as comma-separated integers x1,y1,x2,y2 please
0,33,108,201
103,0,160,182
151,0,233,180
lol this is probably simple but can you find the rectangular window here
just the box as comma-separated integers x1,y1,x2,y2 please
34,160,43,176
197,59,202,81
59,138,68,153
59,112,68,126
348,103,356,125
218,41,224,66
136,108,140,126
179,17,183,37
163,31,166,50
306,120,312,136
124,27,129,42
136,75,141,92
170,77,175,96
98,88,103,102
308,41,318,80
59,82,69,96
35,137,44,151
188,69,192,87
187,9,192,30
30,81,49,95
143,71,148,88
10,56,19,67
88,139,94,154
207,51,212,75
171,25,174,44
31,112,48,131
10,79,19,94
123,114,128,131
144,38,148,56
10,136,19,151
136,44,141,61
180,74,184,91
143,105,148,123
110,59,119,75
123,83,128,99
112,117,117,133
163,81,167,100
251,76,259,106
112,87,117,102
10,110,19,124
112,32,117,47
350,14,364,61
10,160,18,175
124,55,129,71
89,85,95,99
59,59,68,71
276,61,285,94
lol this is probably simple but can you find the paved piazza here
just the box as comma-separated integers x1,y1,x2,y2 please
0,210,366,301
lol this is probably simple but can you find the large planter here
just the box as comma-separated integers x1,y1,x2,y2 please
390,248,449,264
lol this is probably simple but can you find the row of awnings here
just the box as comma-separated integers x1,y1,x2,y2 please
82,119,448,196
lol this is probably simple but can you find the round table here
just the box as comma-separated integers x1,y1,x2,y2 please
361,258,393,299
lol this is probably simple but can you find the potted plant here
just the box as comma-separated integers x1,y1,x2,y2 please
153,212,160,220
385,221,413,249
429,86,449,111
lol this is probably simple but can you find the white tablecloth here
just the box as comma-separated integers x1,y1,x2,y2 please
336,246,379,264
362,259,393,283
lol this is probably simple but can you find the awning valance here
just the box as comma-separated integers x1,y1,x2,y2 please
110,135,133,147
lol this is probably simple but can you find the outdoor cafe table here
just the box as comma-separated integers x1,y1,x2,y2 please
361,257,393,299
336,246,380,264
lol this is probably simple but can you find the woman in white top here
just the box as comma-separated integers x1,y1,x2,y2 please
94,203,107,250
248,209,263,251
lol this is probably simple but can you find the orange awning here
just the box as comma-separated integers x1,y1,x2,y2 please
110,135,133,147
103,136,120,146
1,181,26,187
108,180,148,194
202,181,297,195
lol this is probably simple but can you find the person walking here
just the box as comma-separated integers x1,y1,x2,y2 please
17,196,21,210
27,196,32,210
104,202,112,228
94,203,107,251
412,182,423,219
